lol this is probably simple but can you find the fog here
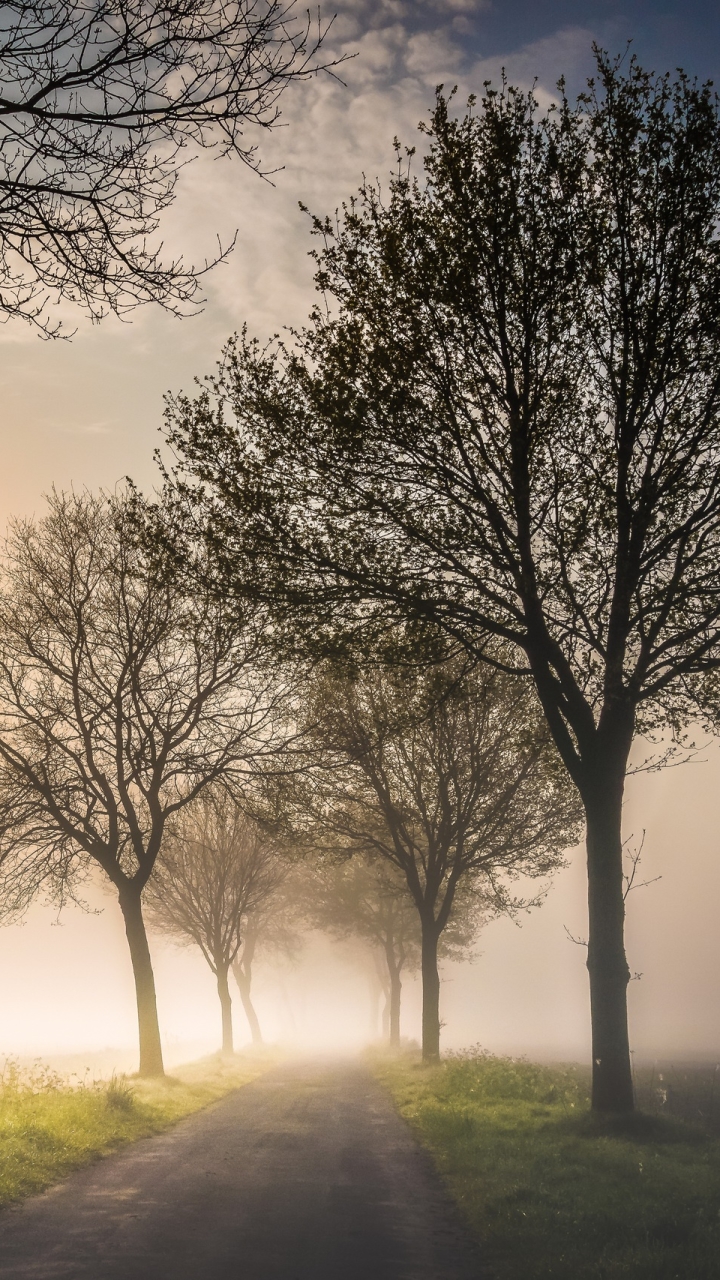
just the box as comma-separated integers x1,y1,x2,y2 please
1,0,719,1074
0,736,718,1070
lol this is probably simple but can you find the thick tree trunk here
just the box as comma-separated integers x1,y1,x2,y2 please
217,965,234,1055
118,885,164,1078
583,769,634,1112
232,959,263,1045
420,924,441,1062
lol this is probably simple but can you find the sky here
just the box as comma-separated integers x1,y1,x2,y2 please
1,0,720,1069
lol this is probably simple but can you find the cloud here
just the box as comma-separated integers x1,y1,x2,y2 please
468,26,597,100
0,10,600,354
164,21,599,344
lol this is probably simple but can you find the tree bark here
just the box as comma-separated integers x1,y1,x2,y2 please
232,959,263,1045
217,965,234,1056
583,763,634,1112
420,923,441,1062
388,963,402,1047
118,885,164,1078
383,939,402,1048
381,991,390,1041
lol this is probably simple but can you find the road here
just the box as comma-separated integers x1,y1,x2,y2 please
0,1058,488,1280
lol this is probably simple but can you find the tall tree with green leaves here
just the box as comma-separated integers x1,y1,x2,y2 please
162,51,720,1109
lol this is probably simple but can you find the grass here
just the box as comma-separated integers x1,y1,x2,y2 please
0,1048,279,1207
371,1048,720,1280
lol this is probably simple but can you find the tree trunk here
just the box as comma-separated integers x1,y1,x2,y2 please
217,965,234,1056
383,939,403,1048
381,992,391,1041
420,923,441,1062
366,965,384,1039
388,963,402,1048
232,959,263,1045
583,769,634,1112
118,885,164,1078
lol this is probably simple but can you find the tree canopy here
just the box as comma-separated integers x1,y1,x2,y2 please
160,50,720,1107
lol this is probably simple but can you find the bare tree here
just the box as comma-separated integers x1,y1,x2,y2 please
296,654,579,1061
0,489,287,1075
301,855,419,1047
302,853,481,1047
146,789,287,1054
0,0,338,332
230,882,300,1044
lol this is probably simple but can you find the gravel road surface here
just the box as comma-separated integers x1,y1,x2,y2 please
0,1058,488,1280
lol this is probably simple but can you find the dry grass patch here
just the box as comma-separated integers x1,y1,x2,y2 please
0,1048,280,1207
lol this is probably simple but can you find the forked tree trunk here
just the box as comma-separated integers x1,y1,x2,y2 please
420,923,441,1062
118,885,164,1078
232,959,263,1045
217,965,234,1056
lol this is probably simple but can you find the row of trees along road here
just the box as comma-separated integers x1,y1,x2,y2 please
0,7,578,1068
0,488,569,1071
0,491,292,1077
163,50,720,1111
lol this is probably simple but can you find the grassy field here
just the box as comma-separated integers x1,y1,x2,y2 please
372,1049,720,1280
0,1049,278,1207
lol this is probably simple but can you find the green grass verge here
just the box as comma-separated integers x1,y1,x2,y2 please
0,1049,279,1207
371,1049,720,1280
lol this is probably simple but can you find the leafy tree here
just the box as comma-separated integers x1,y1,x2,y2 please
0,0,336,332
163,51,720,1109
146,789,288,1054
292,655,577,1061
304,853,480,1047
0,490,286,1075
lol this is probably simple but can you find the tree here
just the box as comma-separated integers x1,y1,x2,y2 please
304,853,480,1047
0,0,336,333
146,789,287,1054
293,655,577,1061
231,880,300,1044
302,854,420,1047
0,489,286,1075
163,51,720,1108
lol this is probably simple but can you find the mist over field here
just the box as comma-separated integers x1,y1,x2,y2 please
1,735,718,1071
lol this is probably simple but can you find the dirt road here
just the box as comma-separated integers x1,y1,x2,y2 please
0,1058,488,1279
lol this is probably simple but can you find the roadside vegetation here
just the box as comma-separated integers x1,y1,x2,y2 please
372,1049,720,1280
0,1051,278,1207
